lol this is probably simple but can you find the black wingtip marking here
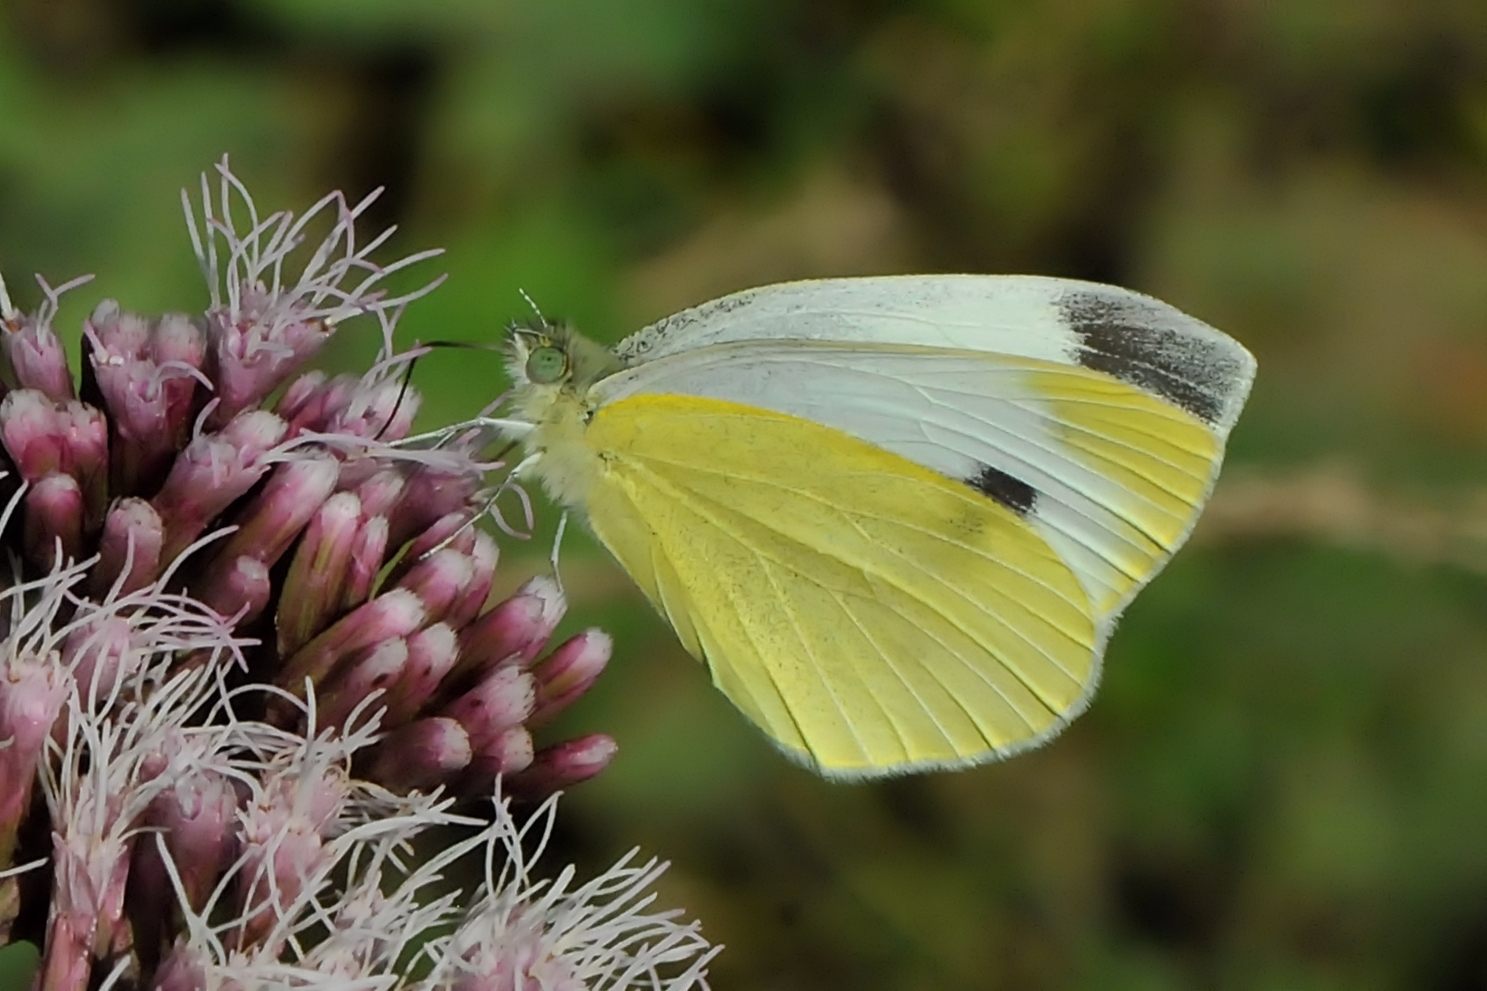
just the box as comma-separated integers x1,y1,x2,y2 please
966,463,1036,516
1060,291,1238,425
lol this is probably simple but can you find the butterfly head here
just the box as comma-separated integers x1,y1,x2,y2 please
505,319,622,396
504,319,626,508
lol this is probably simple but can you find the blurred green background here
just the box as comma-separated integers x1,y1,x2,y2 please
4,1,1487,988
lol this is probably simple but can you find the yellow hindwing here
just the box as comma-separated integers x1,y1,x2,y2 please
581,393,1098,777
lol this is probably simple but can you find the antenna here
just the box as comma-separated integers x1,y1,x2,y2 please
518,288,547,328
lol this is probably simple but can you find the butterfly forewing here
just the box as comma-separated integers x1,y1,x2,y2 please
596,277,1252,623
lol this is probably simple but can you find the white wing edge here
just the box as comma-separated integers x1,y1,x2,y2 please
613,274,1256,434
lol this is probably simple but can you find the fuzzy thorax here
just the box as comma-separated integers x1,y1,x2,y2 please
511,383,604,508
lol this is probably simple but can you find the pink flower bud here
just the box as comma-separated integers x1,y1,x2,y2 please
369,717,472,793
0,389,66,479
446,530,499,630
205,300,331,428
152,410,287,563
85,303,203,495
234,810,325,951
286,368,421,464
278,372,351,436
508,734,619,797
279,588,426,698
2,309,73,401
157,769,238,908
0,657,68,861
353,377,420,442
443,666,535,751
90,498,164,597
387,464,480,546
264,763,349,834
277,491,361,657
354,467,406,518
230,761,351,951
3,310,74,402
219,407,289,454
405,510,478,560
341,514,389,610
383,622,458,726
150,311,204,360
395,547,475,625
85,299,149,353
128,765,238,964
215,454,339,568
530,629,611,725
464,725,535,787
57,401,108,526
0,393,108,511
24,472,83,569
311,374,420,441
381,509,475,589
457,575,566,675
150,313,207,432
319,637,408,730
61,615,138,706
275,370,326,423
198,555,271,624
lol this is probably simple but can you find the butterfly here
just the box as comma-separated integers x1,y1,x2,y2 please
500,276,1255,779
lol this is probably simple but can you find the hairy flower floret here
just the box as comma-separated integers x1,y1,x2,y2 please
21,565,250,991
423,793,719,991
149,788,715,991
183,162,442,428
0,160,632,991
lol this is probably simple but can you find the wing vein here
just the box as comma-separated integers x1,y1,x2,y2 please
829,592,974,749
758,559,878,763
623,457,1084,719
627,446,1091,629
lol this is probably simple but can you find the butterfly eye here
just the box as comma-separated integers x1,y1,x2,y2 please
526,345,568,384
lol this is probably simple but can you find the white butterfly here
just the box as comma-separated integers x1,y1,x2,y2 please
500,276,1255,778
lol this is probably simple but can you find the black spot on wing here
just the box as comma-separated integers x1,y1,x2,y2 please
966,463,1036,516
1060,291,1240,425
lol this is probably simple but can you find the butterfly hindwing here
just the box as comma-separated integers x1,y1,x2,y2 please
582,392,1101,777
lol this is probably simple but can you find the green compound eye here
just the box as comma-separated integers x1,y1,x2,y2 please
526,345,568,384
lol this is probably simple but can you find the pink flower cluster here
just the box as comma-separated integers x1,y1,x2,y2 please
0,162,680,991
